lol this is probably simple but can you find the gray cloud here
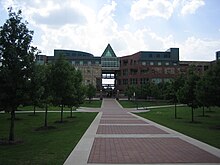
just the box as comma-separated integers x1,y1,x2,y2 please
33,7,87,27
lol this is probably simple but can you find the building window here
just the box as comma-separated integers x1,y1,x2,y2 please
158,62,162,66
88,61,91,65
123,69,128,76
152,78,162,84
165,62,169,66
165,68,175,74
142,61,146,66
173,62,177,66
79,61,83,65
123,79,128,85
149,54,152,58
95,61,100,65
141,69,149,74
164,54,170,58
156,54,160,58
150,62,154,66
72,61,75,65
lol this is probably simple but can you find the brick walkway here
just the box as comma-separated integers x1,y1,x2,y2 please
88,99,220,164
64,98,220,165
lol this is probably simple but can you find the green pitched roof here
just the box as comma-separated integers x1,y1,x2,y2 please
101,44,117,57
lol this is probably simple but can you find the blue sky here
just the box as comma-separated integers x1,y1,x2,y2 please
0,0,220,61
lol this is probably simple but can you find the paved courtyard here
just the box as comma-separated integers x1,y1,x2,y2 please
64,98,220,165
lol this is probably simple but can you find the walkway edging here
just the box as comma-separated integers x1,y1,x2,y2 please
63,112,102,165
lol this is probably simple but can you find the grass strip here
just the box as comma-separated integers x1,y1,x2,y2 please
137,106,220,148
0,112,97,165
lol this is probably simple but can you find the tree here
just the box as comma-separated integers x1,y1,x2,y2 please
206,61,220,107
177,67,200,122
51,55,74,123
41,64,53,127
72,69,86,108
125,85,136,100
0,8,38,141
86,84,96,103
29,64,45,115
165,75,185,119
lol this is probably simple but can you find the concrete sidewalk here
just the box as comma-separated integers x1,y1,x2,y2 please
64,98,220,165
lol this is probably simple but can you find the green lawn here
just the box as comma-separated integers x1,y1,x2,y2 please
81,100,102,108
18,105,73,111
0,112,97,165
118,100,170,108
137,106,220,148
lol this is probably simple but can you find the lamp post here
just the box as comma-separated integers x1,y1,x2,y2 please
116,89,119,100
100,90,103,100
133,92,138,110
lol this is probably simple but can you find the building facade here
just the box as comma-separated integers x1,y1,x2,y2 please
117,48,179,91
35,44,219,95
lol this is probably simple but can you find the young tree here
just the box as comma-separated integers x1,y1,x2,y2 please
41,65,53,127
177,67,200,122
51,55,73,123
125,85,136,100
86,84,96,103
207,61,220,107
0,8,38,141
165,75,185,119
73,69,86,108
29,64,45,115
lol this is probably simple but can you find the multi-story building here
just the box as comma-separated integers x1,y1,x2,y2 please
117,48,179,91
35,44,219,95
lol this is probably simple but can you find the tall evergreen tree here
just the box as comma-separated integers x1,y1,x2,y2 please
0,8,38,141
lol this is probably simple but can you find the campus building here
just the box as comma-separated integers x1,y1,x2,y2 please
36,44,219,96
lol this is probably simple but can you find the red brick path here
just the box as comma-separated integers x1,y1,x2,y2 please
87,99,220,164
88,138,220,163
97,125,169,134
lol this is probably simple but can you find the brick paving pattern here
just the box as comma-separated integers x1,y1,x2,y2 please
87,99,220,164
88,137,220,163
100,119,147,124
97,125,169,134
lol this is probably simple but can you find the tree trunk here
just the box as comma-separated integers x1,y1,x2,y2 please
191,107,194,122
202,106,205,117
33,105,36,115
174,102,177,119
44,104,48,127
9,108,15,141
70,107,73,118
61,104,63,122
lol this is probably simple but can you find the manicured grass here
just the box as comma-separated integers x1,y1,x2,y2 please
137,106,220,148
118,100,170,108
18,105,72,111
0,112,97,165
81,100,102,108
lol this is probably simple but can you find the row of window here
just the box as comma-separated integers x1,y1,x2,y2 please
146,53,171,58
141,61,177,66
121,60,177,66
72,60,100,65
118,78,172,85
119,67,176,76
101,61,119,67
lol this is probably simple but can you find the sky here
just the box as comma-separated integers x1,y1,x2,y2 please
0,0,220,61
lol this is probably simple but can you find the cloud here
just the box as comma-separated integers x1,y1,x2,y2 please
181,0,205,16
130,0,175,20
32,7,87,27
1,0,218,62
178,37,220,61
